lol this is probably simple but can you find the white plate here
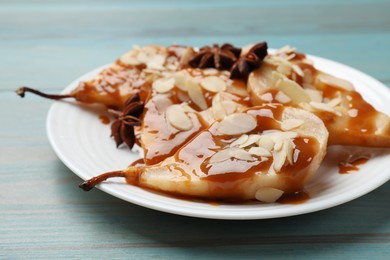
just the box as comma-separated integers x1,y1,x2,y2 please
47,54,390,220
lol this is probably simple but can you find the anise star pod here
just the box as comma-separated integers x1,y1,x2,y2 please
110,93,144,149
230,42,268,80
188,43,241,70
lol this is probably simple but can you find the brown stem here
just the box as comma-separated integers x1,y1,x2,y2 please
79,170,126,191
16,86,74,100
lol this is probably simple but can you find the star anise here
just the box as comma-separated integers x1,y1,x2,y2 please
188,43,241,70
230,42,268,80
109,93,144,149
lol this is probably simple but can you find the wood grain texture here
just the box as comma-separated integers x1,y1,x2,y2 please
1,0,390,259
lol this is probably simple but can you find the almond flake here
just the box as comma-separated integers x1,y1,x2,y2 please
255,188,284,203
179,47,195,65
230,135,249,147
221,100,238,115
317,74,354,91
275,91,291,103
153,77,175,93
172,71,191,91
257,135,275,151
186,78,208,110
273,149,287,172
166,105,193,131
327,98,342,107
216,113,257,135
152,94,173,113
212,101,227,119
304,89,323,102
260,92,273,102
239,134,261,148
273,139,284,152
200,76,227,92
147,54,166,70
309,101,336,113
283,139,294,165
199,110,214,124
229,148,254,161
119,50,141,65
292,64,304,77
281,119,304,131
248,147,272,157
209,148,231,163
275,78,311,103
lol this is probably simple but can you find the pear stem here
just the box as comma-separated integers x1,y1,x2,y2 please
16,86,74,100
79,170,126,191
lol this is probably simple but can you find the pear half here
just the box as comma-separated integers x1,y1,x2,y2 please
248,61,390,147
81,104,328,202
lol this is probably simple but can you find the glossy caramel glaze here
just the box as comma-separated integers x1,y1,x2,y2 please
140,68,249,165
174,105,319,196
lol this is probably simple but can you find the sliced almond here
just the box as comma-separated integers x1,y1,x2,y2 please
200,76,227,92
152,94,173,113
153,77,175,93
172,71,191,91
248,147,272,157
179,47,195,65
255,188,284,203
221,100,238,115
212,101,227,119
309,101,336,113
230,135,249,147
281,119,304,131
166,105,193,131
260,92,273,102
146,54,166,70
273,149,287,172
199,109,215,125
257,135,275,151
275,78,311,103
284,139,294,165
209,148,232,163
292,64,304,77
273,138,284,152
317,74,354,91
216,113,257,135
327,97,342,107
229,148,254,161
186,78,208,110
304,89,323,102
274,91,291,104
119,50,141,65
239,134,261,148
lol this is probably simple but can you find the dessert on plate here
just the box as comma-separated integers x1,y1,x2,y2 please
17,42,390,203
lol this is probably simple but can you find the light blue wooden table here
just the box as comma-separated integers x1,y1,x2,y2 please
1,0,390,258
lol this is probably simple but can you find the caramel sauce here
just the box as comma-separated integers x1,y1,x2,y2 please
130,158,145,167
142,96,207,165
141,67,249,166
98,115,110,125
277,191,310,204
338,157,369,174
175,104,318,196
